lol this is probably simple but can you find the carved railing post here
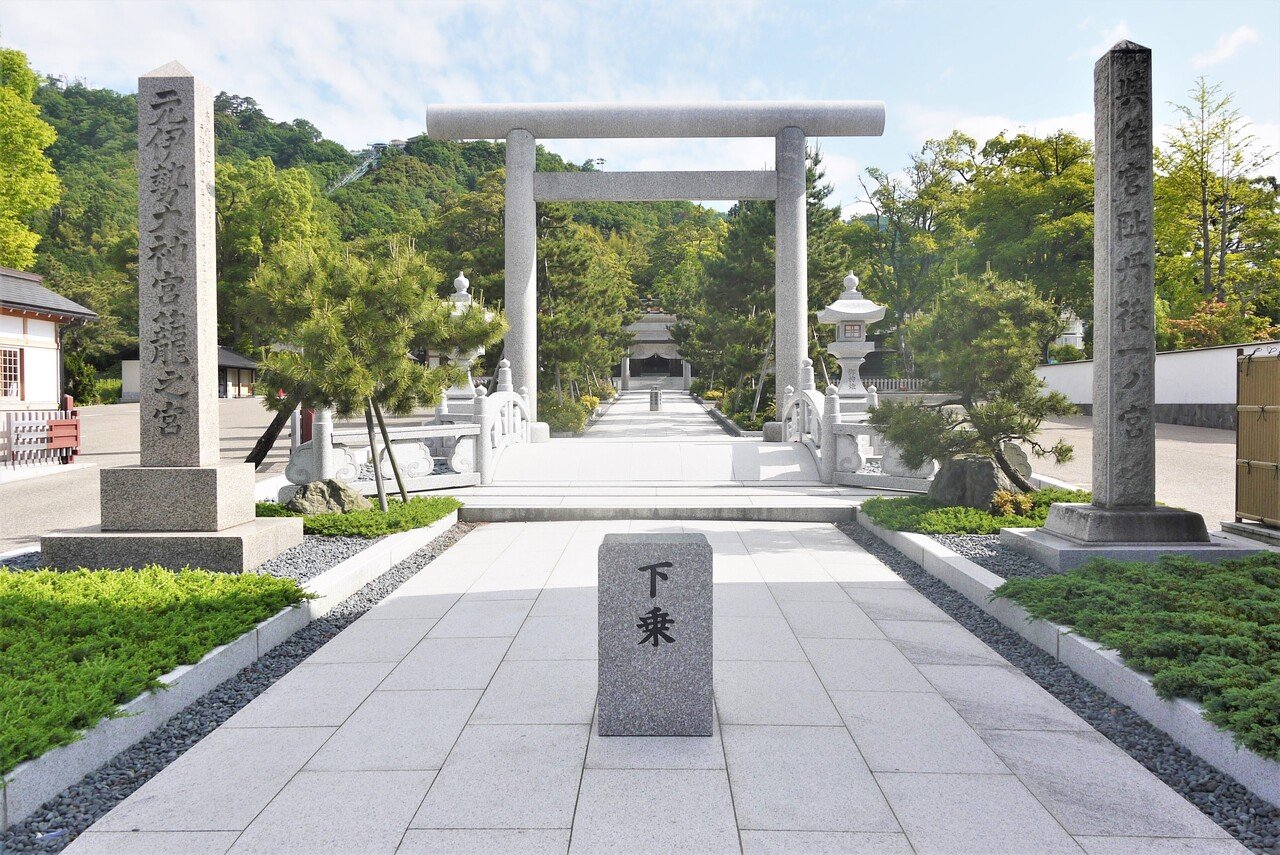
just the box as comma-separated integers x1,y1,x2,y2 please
476,386,494,484
800,357,816,391
313,407,335,480
820,385,838,483
496,358,514,393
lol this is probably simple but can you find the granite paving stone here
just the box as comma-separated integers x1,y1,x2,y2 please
738,830,914,854
918,663,1095,732
91,727,333,832
568,768,739,854
875,618,1011,666
802,637,934,693
426,597,534,637
777,598,885,638
226,769,434,854
982,729,1236,839
470,660,597,724
713,660,842,725
831,690,1008,773
411,724,589,829
875,771,1083,854
397,829,571,854
306,617,436,663
221,662,395,728
377,636,511,691
842,586,951,621
305,690,481,771
722,725,899,832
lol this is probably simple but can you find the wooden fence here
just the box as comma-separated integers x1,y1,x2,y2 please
1236,351,1280,528
2,399,81,468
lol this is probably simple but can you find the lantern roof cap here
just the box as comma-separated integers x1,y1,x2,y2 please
817,273,885,323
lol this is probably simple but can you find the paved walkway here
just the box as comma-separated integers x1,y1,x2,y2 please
67,520,1240,854
448,389,885,519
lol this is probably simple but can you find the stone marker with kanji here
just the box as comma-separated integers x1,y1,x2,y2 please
42,62,302,573
598,533,713,736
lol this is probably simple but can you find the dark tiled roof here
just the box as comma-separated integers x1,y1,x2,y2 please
218,346,257,369
0,267,98,321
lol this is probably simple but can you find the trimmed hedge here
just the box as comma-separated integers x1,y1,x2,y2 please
860,487,1092,534
0,567,305,775
256,495,461,537
997,553,1280,759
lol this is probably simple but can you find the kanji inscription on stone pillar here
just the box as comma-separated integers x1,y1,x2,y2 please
1092,41,1155,508
137,61,219,467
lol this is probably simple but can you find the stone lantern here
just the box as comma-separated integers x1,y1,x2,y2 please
817,273,885,416
444,272,489,409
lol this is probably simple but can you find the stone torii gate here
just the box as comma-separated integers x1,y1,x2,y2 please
424,101,885,424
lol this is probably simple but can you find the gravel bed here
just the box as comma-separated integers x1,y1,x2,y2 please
255,534,384,583
933,532,1061,579
836,520,1280,855
1,549,42,570
1,521,479,854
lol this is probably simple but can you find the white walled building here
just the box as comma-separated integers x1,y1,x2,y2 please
0,268,97,411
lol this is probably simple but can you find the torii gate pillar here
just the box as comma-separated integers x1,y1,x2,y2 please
505,129,538,420
775,126,807,405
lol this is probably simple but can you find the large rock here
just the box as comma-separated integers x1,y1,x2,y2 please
284,479,372,515
928,455,1015,509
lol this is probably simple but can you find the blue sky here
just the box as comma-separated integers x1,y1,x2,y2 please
3,0,1277,214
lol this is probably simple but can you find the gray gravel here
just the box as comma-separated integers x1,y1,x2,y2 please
256,534,382,583
836,520,1280,855
1,521,479,854
933,532,1062,579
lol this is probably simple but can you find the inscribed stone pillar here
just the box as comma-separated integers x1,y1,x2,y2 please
505,129,538,421
598,533,713,736
775,126,807,407
1020,40,1214,559
1092,41,1156,508
137,62,219,468
621,355,631,391
40,61,303,572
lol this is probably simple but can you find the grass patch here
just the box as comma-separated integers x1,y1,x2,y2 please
256,495,461,537
860,487,1091,534
996,553,1280,759
0,566,305,776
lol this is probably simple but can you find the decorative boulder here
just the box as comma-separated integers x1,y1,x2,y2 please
928,454,1015,509
284,478,373,515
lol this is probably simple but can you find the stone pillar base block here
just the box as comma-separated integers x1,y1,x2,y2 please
762,421,785,442
100,462,255,532
1042,503,1210,544
41,517,303,574
1000,526,1258,573
530,422,551,443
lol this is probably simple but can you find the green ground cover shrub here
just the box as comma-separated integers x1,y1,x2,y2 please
537,395,589,434
996,553,1280,759
0,567,305,775
860,487,1091,534
256,495,460,536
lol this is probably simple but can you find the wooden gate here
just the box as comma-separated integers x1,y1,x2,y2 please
1237,351,1280,528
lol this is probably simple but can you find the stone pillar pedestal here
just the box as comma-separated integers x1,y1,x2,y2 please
682,359,692,391
621,356,631,392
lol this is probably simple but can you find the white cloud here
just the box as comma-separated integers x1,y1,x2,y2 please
1191,26,1261,69
899,104,1093,146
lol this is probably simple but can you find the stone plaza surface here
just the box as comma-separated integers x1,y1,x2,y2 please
65,518,1241,854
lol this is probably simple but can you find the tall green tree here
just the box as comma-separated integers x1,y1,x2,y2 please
1156,78,1278,324
966,131,1094,316
0,48,60,269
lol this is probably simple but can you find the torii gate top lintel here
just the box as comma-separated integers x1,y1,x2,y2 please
424,100,886,140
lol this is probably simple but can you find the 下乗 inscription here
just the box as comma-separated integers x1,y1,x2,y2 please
598,534,712,737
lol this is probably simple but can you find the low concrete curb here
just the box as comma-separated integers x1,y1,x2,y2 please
690,395,743,437
854,511,1280,809
0,511,459,831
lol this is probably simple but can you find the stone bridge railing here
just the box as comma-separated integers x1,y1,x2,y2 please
778,358,937,491
279,359,538,500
